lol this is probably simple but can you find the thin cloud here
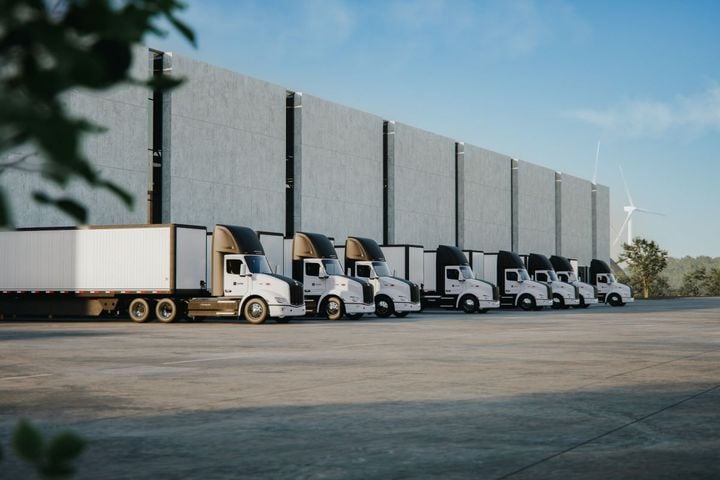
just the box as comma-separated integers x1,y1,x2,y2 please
565,84,720,135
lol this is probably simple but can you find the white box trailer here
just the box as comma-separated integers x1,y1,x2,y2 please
0,225,305,324
381,245,425,287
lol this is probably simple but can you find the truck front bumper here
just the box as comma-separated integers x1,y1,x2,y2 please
536,299,554,307
345,302,375,314
479,300,500,310
394,301,422,313
564,297,581,306
582,296,599,305
269,304,306,318
623,296,635,303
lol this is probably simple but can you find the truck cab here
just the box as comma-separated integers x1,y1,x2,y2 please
423,246,500,313
486,251,553,311
526,253,581,309
590,259,634,307
292,232,375,320
342,237,421,318
188,225,306,324
549,255,598,308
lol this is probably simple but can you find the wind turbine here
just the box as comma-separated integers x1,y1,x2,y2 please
613,165,664,246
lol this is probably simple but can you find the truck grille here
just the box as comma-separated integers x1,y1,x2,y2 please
573,285,580,299
362,283,374,304
290,282,304,306
410,284,420,303
545,285,552,298
492,286,499,301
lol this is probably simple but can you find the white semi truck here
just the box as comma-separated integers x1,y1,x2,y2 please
336,237,421,318
0,224,306,324
524,253,581,309
259,232,375,320
589,259,634,306
482,251,553,310
549,255,598,308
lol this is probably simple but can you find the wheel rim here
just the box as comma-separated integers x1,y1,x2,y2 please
159,303,173,319
463,298,476,312
133,303,146,318
377,299,390,315
521,297,532,308
249,302,264,319
327,300,340,316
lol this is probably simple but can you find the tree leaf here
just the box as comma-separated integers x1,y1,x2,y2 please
33,192,88,223
12,419,44,464
46,431,86,467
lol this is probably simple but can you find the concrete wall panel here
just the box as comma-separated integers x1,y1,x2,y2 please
458,144,512,252
558,173,592,265
516,160,556,255
594,184,610,262
2,45,150,227
163,54,286,232
294,94,383,242
386,122,456,248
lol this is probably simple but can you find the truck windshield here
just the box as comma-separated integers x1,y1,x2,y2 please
459,266,474,279
322,259,344,276
547,271,559,282
608,274,617,283
519,269,531,281
372,261,392,277
245,255,273,274
566,272,578,282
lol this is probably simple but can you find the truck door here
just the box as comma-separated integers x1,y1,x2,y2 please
224,256,250,297
445,267,462,295
356,263,380,293
505,270,521,295
596,274,610,294
303,260,326,296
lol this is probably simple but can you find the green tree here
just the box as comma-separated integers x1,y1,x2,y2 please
705,267,720,296
0,0,195,225
680,266,708,296
619,237,669,299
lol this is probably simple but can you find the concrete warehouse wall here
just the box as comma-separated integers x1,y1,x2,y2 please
385,122,456,248
292,94,383,243
516,160,556,256
162,54,286,232
1,45,150,227
457,144,512,252
557,173,593,265
593,184,611,263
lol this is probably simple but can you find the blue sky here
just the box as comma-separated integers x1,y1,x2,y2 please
150,0,720,258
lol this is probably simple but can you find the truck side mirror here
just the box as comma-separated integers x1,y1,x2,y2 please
239,263,248,277
319,267,329,279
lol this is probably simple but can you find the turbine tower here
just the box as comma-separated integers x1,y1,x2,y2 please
613,165,664,246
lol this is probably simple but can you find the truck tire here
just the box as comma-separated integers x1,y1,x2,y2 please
608,293,623,307
552,294,565,309
518,294,536,311
155,298,178,323
129,298,151,323
324,296,344,321
460,295,478,314
243,298,269,324
375,295,394,318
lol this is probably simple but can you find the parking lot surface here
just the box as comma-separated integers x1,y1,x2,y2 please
1,298,719,479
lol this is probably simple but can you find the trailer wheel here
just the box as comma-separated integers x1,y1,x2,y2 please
394,311,409,318
324,296,344,321
552,294,565,309
128,298,151,323
155,298,178,323
518,294,536,311
607,293,623,307
243,298,269,324
375,295,394,318
460,295,478,314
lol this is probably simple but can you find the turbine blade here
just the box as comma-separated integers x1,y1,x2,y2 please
593,141,600,184
618,164,635,207
613,211,633,246
635,207,664,216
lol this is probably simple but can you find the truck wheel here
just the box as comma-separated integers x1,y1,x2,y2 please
324,296,344,321
394,311,409,318
460,295,478,314
243,298,269,324
518,294,536,311
608,293,622,307
375,295,394,318
552,294,565,310
155,298,178,323
129,298,151,323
